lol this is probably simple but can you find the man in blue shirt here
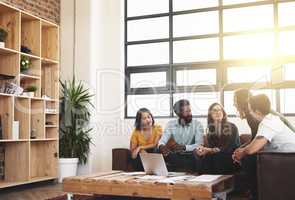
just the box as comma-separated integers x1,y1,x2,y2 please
158,99,204,171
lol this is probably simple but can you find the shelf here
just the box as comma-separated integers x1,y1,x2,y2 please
45,112,59,115
42,63,59,99
30,99,45,139
45,125,58,128
29,176,58,182
42,23,59,60
0,92,13,97
0,95,14,140
20,78,41,98
14,97,30,139
30,138,58,142
41,20,58,28
21,13,41,57
0,180,26,189
0,5,20,51
42,58,59,65
0,176,57,189
0,2,59,189
45,98,59,102
0,47,19,55
31,97,46,101
0,52,19,76
21,52,40,60
0,139,29,143
20,74,40,80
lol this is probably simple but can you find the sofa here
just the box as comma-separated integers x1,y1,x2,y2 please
112,134,295,200
112,134,252,172
257,151,295,200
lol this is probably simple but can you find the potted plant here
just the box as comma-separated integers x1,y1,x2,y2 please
0,27,8,48
59,78,94,183
20,55,31,73
23,85,37,97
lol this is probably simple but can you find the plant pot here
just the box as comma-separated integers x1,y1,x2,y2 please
22,92,34,97
0,42,5,48
58,158,78,183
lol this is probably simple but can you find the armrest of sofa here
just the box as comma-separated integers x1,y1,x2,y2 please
112,148,132,171
257,151,295,200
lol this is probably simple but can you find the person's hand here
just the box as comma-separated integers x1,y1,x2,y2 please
159,144,171,157
195,146,209,156
131,147,141,159
232,148,246,164
195,146,203,156
170,143,186,153
140,149,147,154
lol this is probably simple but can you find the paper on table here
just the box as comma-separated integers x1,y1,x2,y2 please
137,175,167,180
189,175,222,183
157,175,194,184
121,172,146,176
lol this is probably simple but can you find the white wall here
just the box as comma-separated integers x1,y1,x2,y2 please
60,0,74,80
60,0,295,174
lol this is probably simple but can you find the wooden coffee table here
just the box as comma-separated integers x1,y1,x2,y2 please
63,171,234,200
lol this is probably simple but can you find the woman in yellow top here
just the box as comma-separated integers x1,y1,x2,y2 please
130,108,163,170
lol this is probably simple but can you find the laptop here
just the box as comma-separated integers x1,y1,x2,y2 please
140,153,169,176
140,153,188,177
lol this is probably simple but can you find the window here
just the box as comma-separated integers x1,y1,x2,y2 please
130,72,167,88
173,0,218,11
223,5,273,33
280,89,295,114
278,2,295,27
227,66,272,83
279,31,295,56
283,64,295,81
127,42,169,66
223,33,274,59
176,69,216,86
125,0,295,117
127,0,169,17
173,38,219,63
223,91,237,115
173,92,220,115
128,17,169,41
127,94,170,117
173,11,219,37
223,0,265,5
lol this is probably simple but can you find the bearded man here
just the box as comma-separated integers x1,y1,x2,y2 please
158,99,204,171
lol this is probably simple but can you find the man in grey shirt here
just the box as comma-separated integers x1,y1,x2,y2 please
158,99,204,171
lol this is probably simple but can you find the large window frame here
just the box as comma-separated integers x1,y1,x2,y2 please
125,0,295,118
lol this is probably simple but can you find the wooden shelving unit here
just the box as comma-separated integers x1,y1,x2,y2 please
0,2,59,189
